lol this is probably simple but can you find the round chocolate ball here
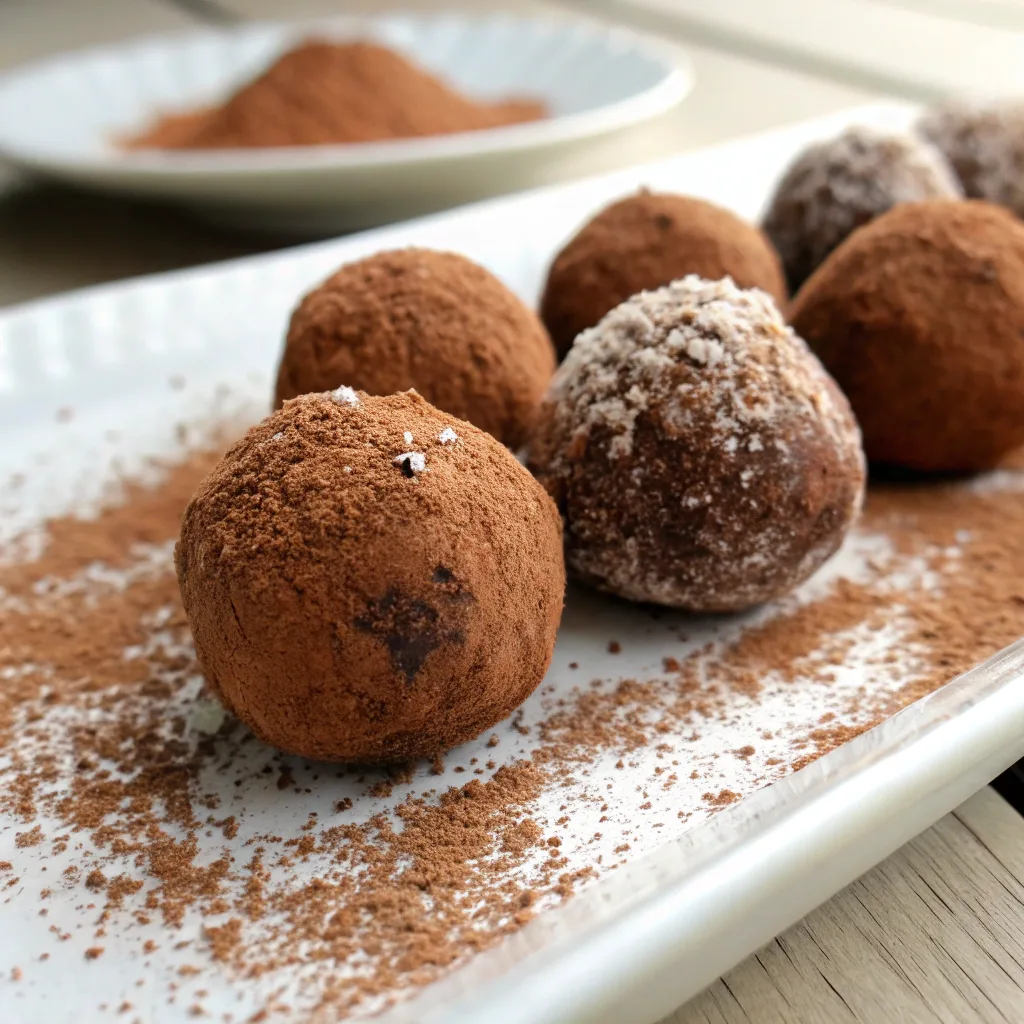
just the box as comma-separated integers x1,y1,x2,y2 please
918,101,1024,216
528,276,865,612
791,199,1024,472
176,389,565,763
274,248,556,450
763,126,961,293
539,191,787,360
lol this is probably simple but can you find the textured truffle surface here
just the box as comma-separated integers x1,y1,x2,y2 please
791,199,1024,472
919,102,1024,216
528,276,865,612
176,389,565,763
763,126,961,293
539,192,787,360
275,248,556,450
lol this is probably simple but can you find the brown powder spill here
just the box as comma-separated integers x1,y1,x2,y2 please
125,40,546,151
1,444,1024,1018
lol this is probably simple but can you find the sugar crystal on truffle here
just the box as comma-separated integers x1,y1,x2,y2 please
331,385,360,406
394,452,427,476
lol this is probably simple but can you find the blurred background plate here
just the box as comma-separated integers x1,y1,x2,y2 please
0,12,692,232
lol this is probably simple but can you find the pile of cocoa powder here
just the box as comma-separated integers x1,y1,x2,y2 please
126,40,546,151
1,440,1023,1020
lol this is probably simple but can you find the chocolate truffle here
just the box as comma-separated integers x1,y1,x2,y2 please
763,126,961,293
528,276,865,612
791,199,1024,472
176,388,565,763
274,248,556,450
539,192,787,360
918,101,1024,216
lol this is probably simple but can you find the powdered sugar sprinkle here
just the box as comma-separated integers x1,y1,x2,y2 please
330,386,360,407
393,452,427,475
919,101,1024,215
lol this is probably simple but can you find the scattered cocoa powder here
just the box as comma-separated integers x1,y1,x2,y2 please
126,40,545,151
15,826,43,848
2,434,1024,1018
704,789,740,806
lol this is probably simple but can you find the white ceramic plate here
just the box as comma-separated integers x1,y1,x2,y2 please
0,12,692,231
4,101,1024,1024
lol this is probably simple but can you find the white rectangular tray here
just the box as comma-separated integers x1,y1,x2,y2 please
3,101,1024,1024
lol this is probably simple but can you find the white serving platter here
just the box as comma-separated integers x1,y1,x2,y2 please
0,12,691,232
2,101,1024,1024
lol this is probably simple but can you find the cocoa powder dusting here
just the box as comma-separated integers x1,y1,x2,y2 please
126,41,546,151
2,440,1024,1017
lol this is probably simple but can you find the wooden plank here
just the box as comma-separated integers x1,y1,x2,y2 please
671,790,1024,1023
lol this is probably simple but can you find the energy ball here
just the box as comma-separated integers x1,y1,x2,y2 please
791,199,1024,472
918,101,1024,216
274,248,556,450
528,276,865,612
176,388,565,763
763,126,961,293
539,191,787,360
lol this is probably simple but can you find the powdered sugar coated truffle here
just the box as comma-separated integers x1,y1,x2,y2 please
528,276,866,612
763,126,961,292
918,101,1024,216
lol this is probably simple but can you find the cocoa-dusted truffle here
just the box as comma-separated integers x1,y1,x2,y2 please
176,388,565,763
539,191,787,360
274,249,556,450
528,276,864,612
791,199,1024,472
918,101,1024,216
763,126,961,293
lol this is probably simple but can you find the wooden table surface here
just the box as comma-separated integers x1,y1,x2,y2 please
2,3,1023,1023
673,788,1024,1024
